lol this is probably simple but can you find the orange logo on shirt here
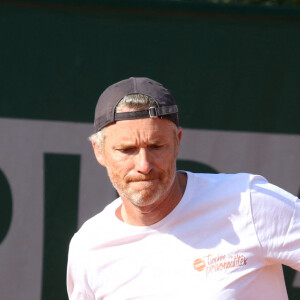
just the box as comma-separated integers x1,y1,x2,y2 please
193,258,206,271
193,253,248,275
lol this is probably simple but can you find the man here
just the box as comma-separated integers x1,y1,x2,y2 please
67,77,300,299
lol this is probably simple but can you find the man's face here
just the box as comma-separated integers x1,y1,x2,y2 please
93,117,182,208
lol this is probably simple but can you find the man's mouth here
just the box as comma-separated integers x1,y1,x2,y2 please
130,179,157,183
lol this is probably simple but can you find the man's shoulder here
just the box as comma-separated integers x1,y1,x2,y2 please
185,171,268,196
186,171,256,184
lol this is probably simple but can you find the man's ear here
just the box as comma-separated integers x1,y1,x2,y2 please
177,127,183,143
174,126,183,157
92,141,106,167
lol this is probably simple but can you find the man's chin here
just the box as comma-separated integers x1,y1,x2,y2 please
123,190,162,207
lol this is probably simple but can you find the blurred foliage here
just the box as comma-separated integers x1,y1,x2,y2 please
209,0,300,6
169,0,300,6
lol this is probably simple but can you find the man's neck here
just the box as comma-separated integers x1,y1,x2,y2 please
116,172,187,226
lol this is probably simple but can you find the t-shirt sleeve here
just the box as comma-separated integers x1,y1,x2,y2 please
67,234,95,300
249,175,300,271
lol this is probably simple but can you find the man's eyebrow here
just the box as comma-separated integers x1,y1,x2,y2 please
114,142,135,148
148,138,166,144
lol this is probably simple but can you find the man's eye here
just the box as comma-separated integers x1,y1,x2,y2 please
118,148,134,153
150,145,163,149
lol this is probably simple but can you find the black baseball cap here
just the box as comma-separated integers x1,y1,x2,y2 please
94,77,179,132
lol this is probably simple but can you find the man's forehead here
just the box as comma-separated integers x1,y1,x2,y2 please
116,136,166,147
104,117,177,141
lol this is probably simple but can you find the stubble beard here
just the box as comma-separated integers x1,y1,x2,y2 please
107,168,177,208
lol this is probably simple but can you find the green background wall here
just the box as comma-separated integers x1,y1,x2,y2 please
0,1,299,299
1,0,300,134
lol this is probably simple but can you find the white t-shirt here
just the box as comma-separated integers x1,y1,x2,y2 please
67,172,300,300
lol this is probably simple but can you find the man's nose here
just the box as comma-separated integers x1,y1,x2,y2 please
135,149,153,174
